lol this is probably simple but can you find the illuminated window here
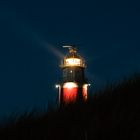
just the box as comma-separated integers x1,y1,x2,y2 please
83,84,88,101
63,82,78,103
65,58,81,66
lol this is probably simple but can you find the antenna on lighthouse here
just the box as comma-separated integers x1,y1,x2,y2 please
62,45,77,54
62,45,73,48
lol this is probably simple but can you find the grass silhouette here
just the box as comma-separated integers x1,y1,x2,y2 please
0,74,140,140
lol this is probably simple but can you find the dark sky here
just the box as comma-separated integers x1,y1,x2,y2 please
0,0,140,118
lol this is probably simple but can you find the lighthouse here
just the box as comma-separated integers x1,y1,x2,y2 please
56,46,90,106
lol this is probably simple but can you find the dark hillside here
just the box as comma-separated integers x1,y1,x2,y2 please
0,75,140,140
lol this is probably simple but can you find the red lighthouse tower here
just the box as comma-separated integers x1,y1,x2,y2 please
56,46,90,106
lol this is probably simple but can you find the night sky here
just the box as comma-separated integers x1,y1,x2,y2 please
0,0,140,118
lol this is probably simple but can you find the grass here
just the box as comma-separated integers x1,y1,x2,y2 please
0,74,140,140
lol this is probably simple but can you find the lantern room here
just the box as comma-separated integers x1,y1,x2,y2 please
60,46,85,68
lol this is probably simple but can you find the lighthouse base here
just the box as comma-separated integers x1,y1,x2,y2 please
58,82,88,106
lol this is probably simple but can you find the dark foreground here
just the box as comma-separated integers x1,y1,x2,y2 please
0,75,140,140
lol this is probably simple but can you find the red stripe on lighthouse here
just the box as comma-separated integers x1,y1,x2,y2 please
63,82,78,103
